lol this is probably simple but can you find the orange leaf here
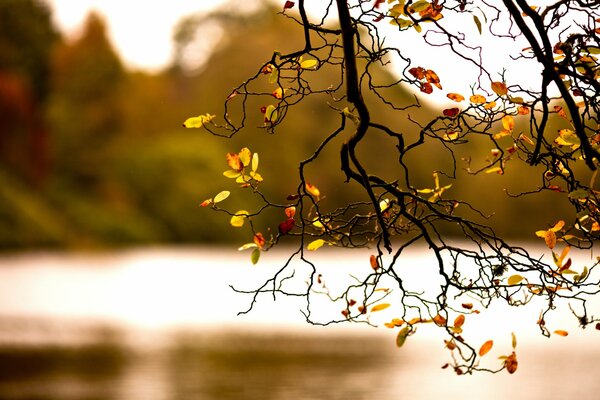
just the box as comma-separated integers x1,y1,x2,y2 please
470,94,486,104
371,303,391,312
502,115,515,131
226,153,244,172
433,314,447,326
554,329,569,337
253,232,266,248
517,105,530,115
446,93,465,102
408,66,426,80
305,182,321,198
425,69,442,89
420,82,433,94
200,199,212,207
545,230,557,249
491,81,508,96
285,206,296,219
453,314,466,328
370,254,379,270
479,340,494,356
461,303,473,310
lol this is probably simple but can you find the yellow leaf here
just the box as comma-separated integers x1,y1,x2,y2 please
484,101,497,110
485,167,503,174
554,329,569,337
491,81,508,96
507,275,523,285
223,170,241,179
230,210,249,227
239,148,252,167
502,115,515,131
306,182,321,197
213,191,230,204
307,239,327,251
183,113,215,128
535,230,547,238
371,303,391,312
300,59,318,69
511,332,517,349
443,132,460,141
252,152,259,173
479,340,494,356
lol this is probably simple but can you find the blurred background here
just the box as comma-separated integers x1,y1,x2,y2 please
0,0,598,398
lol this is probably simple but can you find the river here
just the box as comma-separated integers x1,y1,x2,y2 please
0,247,598,399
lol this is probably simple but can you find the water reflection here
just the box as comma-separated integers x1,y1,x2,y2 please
0,249,599,399
0,327,396,400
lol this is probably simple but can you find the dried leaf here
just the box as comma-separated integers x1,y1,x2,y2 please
408,66,426,80
479,340,494,356
511,332,517,349
491,81,508,96
462,303,473,310
425,69,442,89
443,108,460,118
545,230,557,249
505,352,518,374
226,153,244,172
447,93,465,102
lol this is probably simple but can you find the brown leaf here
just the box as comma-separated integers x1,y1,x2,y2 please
505,352,518,374
420,82,433,94
491,81,508,96
433,314,447,326
461,303,473,310
425,69,442,89
545,230,557,249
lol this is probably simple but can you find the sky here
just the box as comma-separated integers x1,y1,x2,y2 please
46,0,231,71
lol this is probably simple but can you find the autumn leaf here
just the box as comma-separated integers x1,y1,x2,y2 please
305,182,321,198
250,248,260,265
502,115,515,131
213,191,230,204
470,94,486,104
425,69,442,89
453,314,465,328
226,153,243,172
371,303,391,312
446,92,465,102
183,113,215,128
505,352,518,374
370,254,379,270
230,211,249,227
200,199,212,207
479,340,494,356
396,326,410,348
433,314,447,326
408,66,426,80
554,329,569,337
420,82,433,94
307,239,328,251
507,275,523,285
300,58,318,70
253,232,266,248
283,1,295,10
545,229,557,249
278,218,295,235
443,108,460,118
491,81,508,96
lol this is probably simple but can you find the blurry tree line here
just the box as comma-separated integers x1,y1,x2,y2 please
0,0,569,249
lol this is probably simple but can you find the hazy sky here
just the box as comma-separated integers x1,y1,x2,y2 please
46,0,229,71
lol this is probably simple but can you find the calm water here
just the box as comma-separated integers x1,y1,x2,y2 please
0,247,598,400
